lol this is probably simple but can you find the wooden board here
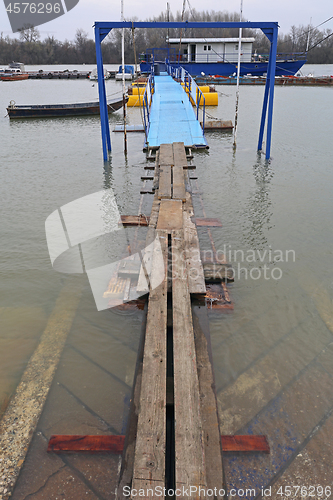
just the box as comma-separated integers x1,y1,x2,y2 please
172,142,188,167
48,435,125,453
172,165,186,202
221,435,270,453
183,192,206,295
203,120,233,130
158,165,172,199
172,231,207,495
137,161,160,294
192,217,223,227
117,309,147,499
140,189,154,195
159,143,174,166
192,306,224,497
120,215,150,227
132,231,168,491
156,199,183,231
203,263,234,282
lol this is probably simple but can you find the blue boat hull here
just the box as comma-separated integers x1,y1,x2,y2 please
140,59,306,77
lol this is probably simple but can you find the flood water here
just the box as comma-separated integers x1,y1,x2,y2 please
1,63,333,494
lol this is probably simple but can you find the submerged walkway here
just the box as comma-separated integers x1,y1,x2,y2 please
147,74,207,149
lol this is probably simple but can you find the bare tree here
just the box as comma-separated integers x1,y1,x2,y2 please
18,24,40,43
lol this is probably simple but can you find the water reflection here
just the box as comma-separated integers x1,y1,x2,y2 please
242,154,274,250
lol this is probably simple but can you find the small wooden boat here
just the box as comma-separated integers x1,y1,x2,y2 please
6,95,128,119
1,73,29,81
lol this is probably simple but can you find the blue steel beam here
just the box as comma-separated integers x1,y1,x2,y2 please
258,25,278,159
94,21,278,30
94,21,279,160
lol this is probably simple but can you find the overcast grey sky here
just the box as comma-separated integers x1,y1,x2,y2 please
1,0,332,41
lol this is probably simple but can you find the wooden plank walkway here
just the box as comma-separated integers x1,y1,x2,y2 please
126,142,222,497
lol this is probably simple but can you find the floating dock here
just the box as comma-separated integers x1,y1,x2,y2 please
195,75,333,86
146,74,208,149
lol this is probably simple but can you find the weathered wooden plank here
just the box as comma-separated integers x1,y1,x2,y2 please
120,215,150,226
221,435,270,453
172,141,188,167
192,217,223,227
132,231,168,490
203,120,233,130
136,231,155,295
172,231,207,495
192,306,224,497
47,435,125,453
117,260,141,277
140,189,154,195
137,162,160,294
156,199,183,231
172,165,186,202
117,309,147,500
183,192,206,295
158,165,172,199
159,143,174,166
203,263,234,282
141,175,154,180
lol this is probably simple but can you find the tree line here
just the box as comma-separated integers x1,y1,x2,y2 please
1,10,332,66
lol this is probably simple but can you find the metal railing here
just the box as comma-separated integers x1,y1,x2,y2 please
166,63,206,133
142,70,154,141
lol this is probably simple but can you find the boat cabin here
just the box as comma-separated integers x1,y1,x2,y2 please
167,38,255,64
8,62,26,73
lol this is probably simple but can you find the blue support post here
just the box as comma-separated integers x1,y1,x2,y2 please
265,28,278,159
95,27,111,161
258,26,278,159
258,75,270,152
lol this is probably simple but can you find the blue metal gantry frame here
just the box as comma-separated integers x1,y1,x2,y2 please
94,21,279,161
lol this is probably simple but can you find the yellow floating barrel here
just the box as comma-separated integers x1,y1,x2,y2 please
127,94,144,107
198,92,218,106
181,83,218,106
189,92,218,106
198,85,212,93
130,87,146,95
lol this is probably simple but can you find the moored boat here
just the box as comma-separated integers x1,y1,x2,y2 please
115,65,135,80
89,67,111,80
6,95,128,119
1,73,29,81
0,61,29,81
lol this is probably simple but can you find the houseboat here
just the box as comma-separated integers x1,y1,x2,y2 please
140,38,306,77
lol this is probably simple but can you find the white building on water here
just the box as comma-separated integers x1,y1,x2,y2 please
168,37,255,63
